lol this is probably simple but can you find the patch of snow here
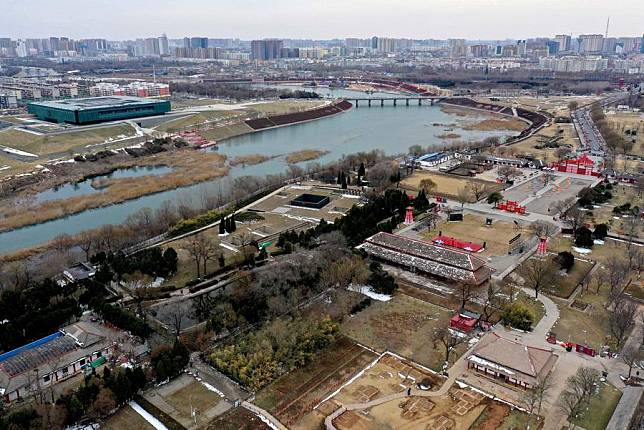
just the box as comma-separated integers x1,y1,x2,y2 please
257,414,280,430
129,401,169,430
468,355,515,375
593,239,605,245
0,166,10,171
195,378,225,398
572,246,592,254
348,284,392,301
1,146,38,157
342,194,361,199
219,242,239,253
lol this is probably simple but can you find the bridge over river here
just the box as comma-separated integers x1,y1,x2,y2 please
351,96,445,107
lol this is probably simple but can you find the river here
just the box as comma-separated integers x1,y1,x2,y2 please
0,96,513,255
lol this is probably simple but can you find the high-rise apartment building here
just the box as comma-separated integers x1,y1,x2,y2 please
579,34,603,53
449,39,467,57
554,34,571,52
546,41,559,55
158,34,169,56
190,37,208,49
250,39,283,61
470,44,489,57
143,37,160,56
641,34,644,53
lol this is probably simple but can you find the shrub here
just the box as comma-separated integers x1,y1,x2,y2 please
593,223,609,239
556,251,575,272
575,226,594,248
500,303,534,331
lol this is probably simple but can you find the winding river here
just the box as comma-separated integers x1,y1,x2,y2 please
0,90,514,255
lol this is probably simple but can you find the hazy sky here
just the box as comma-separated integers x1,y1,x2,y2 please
4,0,643,40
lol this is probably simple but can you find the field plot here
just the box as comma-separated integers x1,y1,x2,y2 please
570,382,622,430
589,184,644,236
0,124,136,157
509,123,580,161
544,258,594,299
254,336,377,428
423,214,528,257
143,374,226,429
246,99,327,116
155,110,245,133
606,111,643,156
400,171,500,201
102,404,156,430
206,406,272,430
341,293,461,369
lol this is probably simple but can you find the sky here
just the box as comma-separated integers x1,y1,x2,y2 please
3,0,643,40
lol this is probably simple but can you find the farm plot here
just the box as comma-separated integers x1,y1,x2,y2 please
253,336,377,429
400,170,499,201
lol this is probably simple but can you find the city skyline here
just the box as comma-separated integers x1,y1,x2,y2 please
3,0,643,40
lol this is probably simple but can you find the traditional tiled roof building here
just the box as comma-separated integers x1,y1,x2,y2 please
357,232,491,285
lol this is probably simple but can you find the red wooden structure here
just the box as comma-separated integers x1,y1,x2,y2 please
537,237,548,254
551,154,600,176
575,344,596,357
450,313,479,333
404,206,414,225
432,235,484,252
497,200,527,214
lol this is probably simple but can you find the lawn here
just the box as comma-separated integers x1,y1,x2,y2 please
400,171,500,201
0,124,136,157
544,258,594,299
515,290,546,327
423,214,528,257
571,383,622,430
246,99,326,116
102,405,156,430
200,122,254,141
341,292,463,370
164,380,221,422
550,287,613,349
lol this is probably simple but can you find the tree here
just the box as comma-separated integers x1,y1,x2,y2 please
419,178,437,194
530,220,558,238
593,223,609,239
90,388,117,418
604,255,630,294
518,257,558,298
497,165,521,182
341,172,348,189
481,281,504,323
621,344,642,379
456,282,480,309
565,206,586,238
609,294,637,348
230,215,237,232
523,373,552,418
167,301,192,337
456,187,471,208
413,189,429,211
357,162,366,180
486,191,503,207
574,226,593,248
559,367,600,429
182,233,217,278
466,181,489,201
501,302,534,331
567,101,579,112
556,251,575,272
432,326,466,366
218,219,226,235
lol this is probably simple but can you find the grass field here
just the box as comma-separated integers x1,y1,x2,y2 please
102,405,155,430
0,124,136,157
606,111,643,157
163,380,221,424
246,99,326,115
571,383,622,430
550,286,614,349
341,293,463,370
509,123,580,161
463,117,526,132
155,110,244,133
423,214,528,257
544,258,594,299
400,171,500,202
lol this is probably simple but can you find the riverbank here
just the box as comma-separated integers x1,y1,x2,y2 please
0,150,228,232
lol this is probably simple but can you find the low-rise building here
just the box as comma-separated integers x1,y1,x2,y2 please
467,333,558,389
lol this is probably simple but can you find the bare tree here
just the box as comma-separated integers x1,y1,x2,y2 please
522,372,552,418
182,233,217,278
167,301,192,337
465,181,489,202
78,231,95,261
559,367,600,429
530,220,558,238
604,255,630,294
552,197,576,216
419,178,437,194
518,257,558,298
455,282,480,309
497,165,521,182
481,281,504,323
621,344,642,379
609,294,638,348
565,206,586,238
456,187,471,208
432,326,467,366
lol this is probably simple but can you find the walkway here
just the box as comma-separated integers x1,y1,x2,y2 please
242,401,289,430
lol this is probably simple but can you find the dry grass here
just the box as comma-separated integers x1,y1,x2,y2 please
0,150,228,232
0,124,136,156
423,214,528,257
102,405,155,430
437,133,462,139
246,100,326,115
200,122,254,141
341,293,461,370
509,123,580,161
606,111,644,156
155,110,244,133
463,118,526,132
285,149,329,164
230,154,270,166
163,380,221,422
400,171,499,201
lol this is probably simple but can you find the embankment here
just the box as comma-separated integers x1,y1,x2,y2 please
244,100,352,131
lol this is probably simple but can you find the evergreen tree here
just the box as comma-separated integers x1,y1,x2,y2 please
358,162,366,179
414,189,429,211
337,171,342,184
219,218,226,234
231,215,237,232
341,172,348,189
225,217,232,233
